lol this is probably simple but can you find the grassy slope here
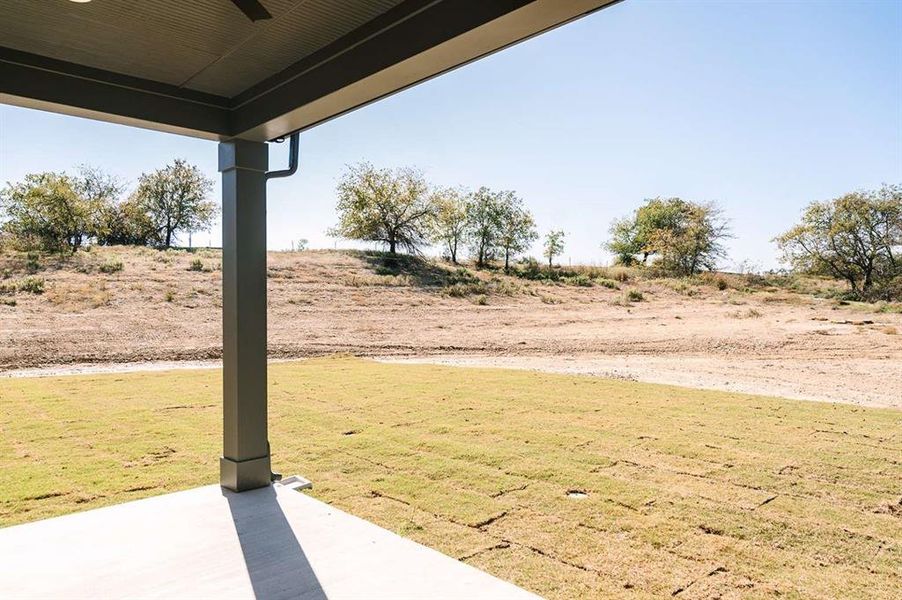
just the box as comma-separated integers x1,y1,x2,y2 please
1,358,900,598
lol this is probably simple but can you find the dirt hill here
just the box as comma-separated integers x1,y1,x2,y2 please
1,246,900,407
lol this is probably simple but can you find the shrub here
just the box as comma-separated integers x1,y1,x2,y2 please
609,267,632,283
563,274,593,287
47,282,111,309
518,257,544,280
447,267,480,286
188,259,204,272
472,294,488,305
596,278,619,290
25,252,41,273
99,259,123,274
164,290,175,302
489,278,520,296
443,282,487,298
344,274,410,287
627,290,644,302
18,277,45,294
695,272,732,291
875,302,902,314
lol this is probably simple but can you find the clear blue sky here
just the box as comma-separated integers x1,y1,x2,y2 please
1,0,900,270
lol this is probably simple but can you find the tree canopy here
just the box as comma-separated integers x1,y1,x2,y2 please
465,187,504,268
496,191,538,272
607,197,687,266
543,229,566,267
331,163,434,255
463,187,537,269
133,159,216,249
96,194,157,246
0,171,103,253
430,187,470,264
775,184,901,298
606,198,729,275
1,162,216,253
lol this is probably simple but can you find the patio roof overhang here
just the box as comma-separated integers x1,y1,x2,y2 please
1,0,620,495
1,5,623,594
0,0,619,141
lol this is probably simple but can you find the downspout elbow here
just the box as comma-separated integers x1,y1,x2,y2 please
266,132,299,180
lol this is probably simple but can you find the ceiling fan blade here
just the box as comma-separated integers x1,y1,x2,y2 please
230,0,272,22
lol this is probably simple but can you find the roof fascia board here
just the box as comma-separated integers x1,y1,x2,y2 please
0,48,231,139
230,0,619,141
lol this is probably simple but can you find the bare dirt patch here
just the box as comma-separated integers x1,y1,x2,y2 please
383,354,902,409
1,247,900,407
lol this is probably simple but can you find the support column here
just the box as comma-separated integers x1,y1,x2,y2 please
219,139,271,492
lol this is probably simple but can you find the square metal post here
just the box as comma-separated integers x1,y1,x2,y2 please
219,139,271,492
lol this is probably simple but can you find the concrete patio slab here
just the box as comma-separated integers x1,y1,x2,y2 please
0,483,539,599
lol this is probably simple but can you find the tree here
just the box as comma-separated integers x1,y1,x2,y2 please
133,159,216,249
651,202,729,276
0,172,95,253
73,165,125,242
606,197,690,266
466,187,504,268
544,230,565,268
606,198,730,275
496,191,538,273
96,194,157,246
330,163,433,255
774,184,901,297
606,216,644,266
69,165,144,246
430,187,470,264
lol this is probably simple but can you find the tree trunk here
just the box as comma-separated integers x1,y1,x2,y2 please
504,249,510,273
862,256,875,292
548,255,553,268
450,241,457,264
388,238,396,254
165,216,173,249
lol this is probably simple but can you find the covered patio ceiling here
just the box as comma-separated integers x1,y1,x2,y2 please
1,2,622,596
1,0,623,494
0,0,620,141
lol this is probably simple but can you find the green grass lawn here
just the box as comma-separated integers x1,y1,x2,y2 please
1,358,900,598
